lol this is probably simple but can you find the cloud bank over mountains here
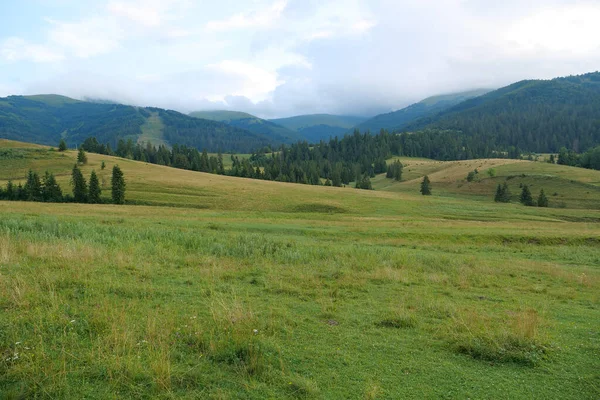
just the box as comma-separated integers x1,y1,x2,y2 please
1,0,599,118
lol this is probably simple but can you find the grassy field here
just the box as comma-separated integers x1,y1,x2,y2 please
1,140,599,398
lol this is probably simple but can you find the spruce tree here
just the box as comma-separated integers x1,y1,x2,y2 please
77,147,88,164
494,182,511,203
42,171,63,202
88,170,102,204
24,170,43,201
6,181,15,200
58,139,67,152
537,189,549,207
101,161,106,170
71,164,88,203
420,175,432,195
519,184,535,206
494,184,503,202
111,165,126,204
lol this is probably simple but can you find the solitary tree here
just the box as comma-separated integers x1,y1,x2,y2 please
58,139,67,152
101,161,106,170
420,175,432,195
77,147,88,164
111,165,126,204
88,170,102,204
519,184,535,206
537,189,549,207
71,164,88,203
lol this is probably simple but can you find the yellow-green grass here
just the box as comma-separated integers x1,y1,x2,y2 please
137,112,169,148
1,139,599,398
374,158,600,209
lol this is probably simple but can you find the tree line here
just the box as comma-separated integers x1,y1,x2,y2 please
0,164,126,204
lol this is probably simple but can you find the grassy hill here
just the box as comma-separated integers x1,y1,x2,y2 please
1,139,599,398
189,110,303,144
270,114,368,142
0,95,284,153
355,89,491,133
405,72,600,153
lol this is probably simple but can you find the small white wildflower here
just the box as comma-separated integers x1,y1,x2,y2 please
70,320,76,324
15,342,21,345
253,329,258,334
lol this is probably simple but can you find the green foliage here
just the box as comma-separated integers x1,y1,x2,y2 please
77,147,88,164
88,170,102,204
42,171,63,202
466,169,479,182
494,182,511,203
520,184,535,206
24,169,43,201
357,89,490,132
71,164,88,203
487,168,496,177
406,72,600,155
355,174,373,190
537,189,549,207
101,160,106,170
58,138,67,151
111,164,126,204
386,160,404,181
420,175,432,195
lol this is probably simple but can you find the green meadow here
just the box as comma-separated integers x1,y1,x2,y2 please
0,140,599,398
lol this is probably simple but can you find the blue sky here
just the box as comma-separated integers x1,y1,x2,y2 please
1,0,600,118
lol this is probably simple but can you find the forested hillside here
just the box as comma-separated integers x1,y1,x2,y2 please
189,110,303,144
405,72,600,153
355,89,490,132
270,114,367,142
0,95,283,153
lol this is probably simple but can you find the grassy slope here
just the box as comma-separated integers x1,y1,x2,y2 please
1,140,599,399
373,157,600,210
137,112,169,148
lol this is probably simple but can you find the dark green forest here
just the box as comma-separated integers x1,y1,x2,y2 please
404,72,600,153
0,96,283,153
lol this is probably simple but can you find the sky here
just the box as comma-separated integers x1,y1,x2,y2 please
1,0,600,118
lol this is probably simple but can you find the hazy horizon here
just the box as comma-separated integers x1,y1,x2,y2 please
1,0,599,119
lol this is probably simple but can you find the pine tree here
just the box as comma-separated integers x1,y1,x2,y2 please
494,184,503,202
24,170,43,201
111,165,126,204
537,189,549,207
71,164,88,203
77,147,88,164
58,139,67,152
101,161,106,170
520,184,535,206
494,182,511,203
5,181,15,200
42,171,63,202
420,175,431,195
355,174,373,190
88,170,102,204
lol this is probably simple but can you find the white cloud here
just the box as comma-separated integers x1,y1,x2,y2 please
0,37,64,63
205,1,288,31
47,17,123,58
108,1,163,27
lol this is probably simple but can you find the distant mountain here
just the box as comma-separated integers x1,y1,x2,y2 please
405,72,600,153
189,110,303,144
270,114,368,142
0,95,279,153
355,89,491,132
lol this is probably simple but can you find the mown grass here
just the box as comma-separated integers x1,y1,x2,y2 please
0,139,599,398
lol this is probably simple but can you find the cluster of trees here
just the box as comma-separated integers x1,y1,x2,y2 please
556,146,600,171
0,165,126,204
494,183,548,207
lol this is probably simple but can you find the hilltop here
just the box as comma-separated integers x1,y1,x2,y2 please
189,110,303,144
270,114,367,142
0,95,287,153
355,89,491,132
405,72,600,153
